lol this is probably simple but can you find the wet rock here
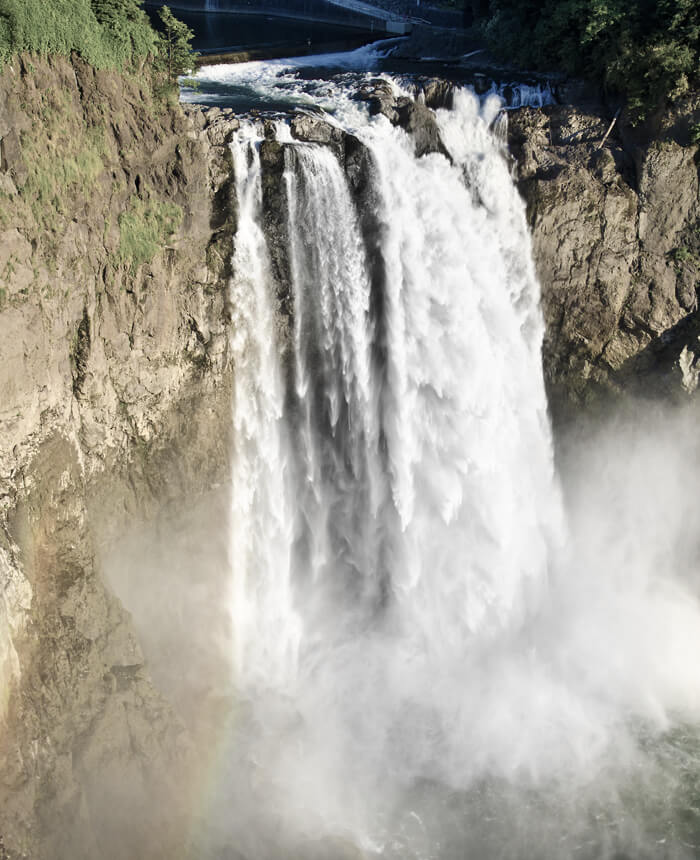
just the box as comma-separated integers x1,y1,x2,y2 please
354,82,451,159
418,78,455,110
344,133,373,197
205,117,240,147
260,139,293,322
369,94,398,122
342,133,388,387
355,79,398,122
395,97,452,159
291,113,345,149
260,137,285,171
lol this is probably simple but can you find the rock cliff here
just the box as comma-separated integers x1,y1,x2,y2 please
1,51,699,858
0,54,237,859
509,96,700,421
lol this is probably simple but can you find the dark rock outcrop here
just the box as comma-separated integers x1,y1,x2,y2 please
290,112,345,153
418,78,455,111
395,96,452,160
354,82,451,158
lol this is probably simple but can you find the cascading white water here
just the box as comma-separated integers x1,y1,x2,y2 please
230,87,560,676
224,85,567,854
229,128,301,692
211,59,700,860
285,144,388,643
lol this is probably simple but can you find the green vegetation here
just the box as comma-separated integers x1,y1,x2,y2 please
156,6,196,84
22,126,106,227
0,0,196,81
479,0,700,122
669,245,699,275
117,196,183,270
0,11,190,277
16,88,109,238
91,0,159,65
670,246,693,264
0,0,156,68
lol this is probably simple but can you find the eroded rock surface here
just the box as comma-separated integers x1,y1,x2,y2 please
353,79,451,158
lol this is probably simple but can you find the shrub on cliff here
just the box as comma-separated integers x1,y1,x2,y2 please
91,0,159,65
117,195,183,270
480,0,699,121
0,0,157,68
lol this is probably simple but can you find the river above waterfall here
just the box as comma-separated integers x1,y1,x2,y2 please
109,54,700,860
180,41,555,113
147,6,380,58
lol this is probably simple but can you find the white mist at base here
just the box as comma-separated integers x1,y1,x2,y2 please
212,80,700,860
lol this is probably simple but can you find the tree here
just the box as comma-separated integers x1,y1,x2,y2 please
156,5,196,84
0,0,157,68
480,0,700,122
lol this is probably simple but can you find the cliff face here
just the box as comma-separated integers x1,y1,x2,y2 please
1,51,698,858
509,97,700,421
0,55,237,859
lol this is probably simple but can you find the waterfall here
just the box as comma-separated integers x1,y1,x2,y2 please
224,85,569,856
229,89,560,680
229,128,301,692
176,50,700,856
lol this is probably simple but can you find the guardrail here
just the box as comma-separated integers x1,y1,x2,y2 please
145,0,411,32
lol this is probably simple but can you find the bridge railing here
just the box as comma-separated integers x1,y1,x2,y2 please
146,0,403,30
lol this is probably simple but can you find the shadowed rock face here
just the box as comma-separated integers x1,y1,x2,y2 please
509,97,700,422
260,136,294,323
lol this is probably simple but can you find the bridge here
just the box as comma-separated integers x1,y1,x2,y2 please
147,0,417,35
